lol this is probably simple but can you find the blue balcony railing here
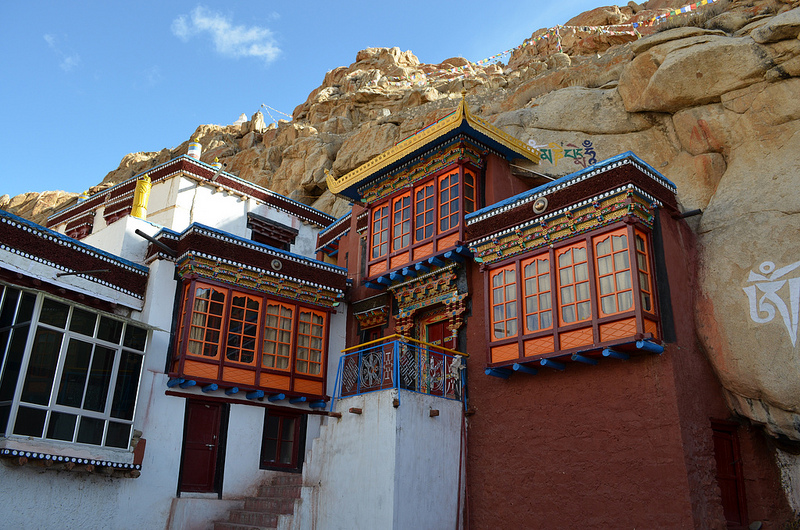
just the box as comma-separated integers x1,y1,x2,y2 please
331,335,466,410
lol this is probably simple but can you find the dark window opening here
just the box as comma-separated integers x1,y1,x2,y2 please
260,408,306,472
247,213,298,251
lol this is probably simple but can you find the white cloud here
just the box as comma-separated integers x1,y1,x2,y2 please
43,33,81,72
171,7,280,64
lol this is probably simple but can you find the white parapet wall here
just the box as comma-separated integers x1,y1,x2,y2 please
292,389,464,530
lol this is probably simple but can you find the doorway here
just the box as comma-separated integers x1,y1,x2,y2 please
178,400,227,495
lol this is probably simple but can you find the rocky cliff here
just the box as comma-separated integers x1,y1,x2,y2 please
3,0,800,461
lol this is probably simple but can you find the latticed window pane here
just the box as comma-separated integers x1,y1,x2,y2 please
523,256,552,333
636,231,654,312
392,194,411,251
226,295,260,364
593,229,633,317
371,205,390,259
557,244,592,324
296,310,325,375
439,172,460,231
187,286,226,358
415,183,435,242
262,303,293,370
490,266,518,340
464,172,476,214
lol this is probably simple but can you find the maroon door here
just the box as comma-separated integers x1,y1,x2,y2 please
179,400,222,493
425,320,456,352
712,423,748,526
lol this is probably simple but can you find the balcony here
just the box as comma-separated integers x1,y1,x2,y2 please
331,335,466,408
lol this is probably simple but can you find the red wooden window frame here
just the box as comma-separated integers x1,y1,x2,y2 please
414,182,435,243
635,230,654,313
490,265,518,341
439,172,460,232
556,242,592,325
225,293,261,365
463,171,476,214
371,204,390,259
187,283,227,359
522,255,553,334
295,309,326,376
593,228,634,318
392,193,411,252
260,408,305,471
262,302,294,371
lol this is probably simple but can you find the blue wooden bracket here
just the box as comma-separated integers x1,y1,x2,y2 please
246,390,265,400
636,340,664,354
167,378,184,388
389,271,403,282
402,267,417,279
179,379,197,389
376,276,391,285
572,354,598,365
602,348,629,360
485,368,512,379
268,393,286,402
415,262,430,273
365,281,381,290
455,245,472,257
444,251,464,263
289,396,307,404
309,400,327,409
513,363,538,375
540,358,565,371
225,387,239,395
202,383,218,393
428,256,445,267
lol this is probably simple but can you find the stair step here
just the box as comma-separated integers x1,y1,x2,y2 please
229,510,280,527
243,497,296,513
257,484,302,498
271,473,303,486
213,522,276,530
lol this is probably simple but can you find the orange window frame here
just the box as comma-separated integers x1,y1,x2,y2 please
463,171,476,214
415,182,435,242
225,293,261,365
556,243,592,326
522,254,553,334
296,309,326,376
490,265,518,341
262,302,294,371
392,193,411,252
371,204,389,259
186,283,227,359
439,172,460,232
635,230,654,313
593,228,634,318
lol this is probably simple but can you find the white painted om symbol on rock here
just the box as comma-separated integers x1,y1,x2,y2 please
743,260,800,346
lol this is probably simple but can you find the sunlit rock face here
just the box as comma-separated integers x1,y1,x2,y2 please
6,1,800,443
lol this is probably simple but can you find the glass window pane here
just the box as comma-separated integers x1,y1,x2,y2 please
507,319,517,336
46,411,77,441
596,238,610,255
613,234,627,251
111,351,143,420
505,284,516,300
69,308,97,336
575,263,588,282
599,276,614,295
558,251,572,267
282,418,296,441
597,256,612,276
20,327,63,405
561,286,574,304
0,325,30,401
576,282,590,301
18,293,36,323
601,295,616,315
614,251,630,271
76,416,105,445
84,346,115,413
526,296,538,314
40,299,69,328
539,274,550,292
618,291,634,312
105,422,131,448
616,271,632,291
573,247,586,262
642,293,652,312
123,325,147,351
56,339,93,408
527,315,539,332
13,406,47,437
539,293,551,310
560,268,573,285
577,301,592,321
264,439,278,462
0,288,20,327
97,316,123,344
562,305,576,323
541,311,552,329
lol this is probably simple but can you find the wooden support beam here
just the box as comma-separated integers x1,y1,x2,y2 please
602,348,629,360
513,363,538,375
179,379,197,389
429,409,440,417
485,367,512,379
376,276,391,285
572,354,598,365
246,390,265,400
539,358,565,371
389,271,403,282
365,281,381,290
636,340,664,354
289,396,307,404
444,251,464,263
349,407,363,415
415,262,430,273
328,412,342,418
225,387,239,395
402,267,416,278
309,400,327,409
202,384,218,393
268,393,286,402
167,378,184,388
428,256,446,267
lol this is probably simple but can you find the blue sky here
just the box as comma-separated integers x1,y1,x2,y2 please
0,0,601,199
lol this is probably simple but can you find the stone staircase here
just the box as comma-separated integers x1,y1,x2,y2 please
213,473,303,530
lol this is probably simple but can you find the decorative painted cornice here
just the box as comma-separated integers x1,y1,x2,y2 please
468,186,657,265
327,94,540,200
0,448,141,471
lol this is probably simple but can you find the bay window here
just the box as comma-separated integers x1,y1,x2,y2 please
487,225,659,365
0,284,146,450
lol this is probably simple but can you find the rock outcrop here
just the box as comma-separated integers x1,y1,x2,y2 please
4,0,800,452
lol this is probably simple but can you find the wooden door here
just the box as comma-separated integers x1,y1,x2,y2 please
712,423,748,526
425,319,456,352
423,319,456,397
179,400,223,493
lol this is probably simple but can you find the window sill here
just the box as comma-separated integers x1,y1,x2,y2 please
0,437,141,478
